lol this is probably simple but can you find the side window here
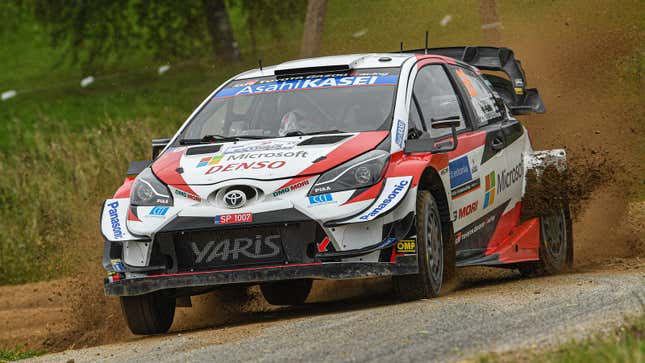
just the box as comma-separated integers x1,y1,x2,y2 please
408,99,425,133
453,67,503,127
412,65,466,139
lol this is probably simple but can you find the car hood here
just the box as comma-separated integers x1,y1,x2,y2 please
152,131,389,187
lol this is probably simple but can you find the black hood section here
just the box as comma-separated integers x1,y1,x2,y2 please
297,135,351,146
185,144,223,155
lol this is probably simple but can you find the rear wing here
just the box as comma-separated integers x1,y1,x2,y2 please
402,46,545,115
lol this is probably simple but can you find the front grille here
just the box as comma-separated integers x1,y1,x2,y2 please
154,222,325,273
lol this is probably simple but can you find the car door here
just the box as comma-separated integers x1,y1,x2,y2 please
407,64,485,236
448,66,524,257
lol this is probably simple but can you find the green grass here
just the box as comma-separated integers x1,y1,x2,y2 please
0,347,45,362
479,314,645,363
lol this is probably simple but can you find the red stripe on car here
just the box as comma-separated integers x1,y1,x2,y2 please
152,149,199,196
342,180,383,205
293,131,389,177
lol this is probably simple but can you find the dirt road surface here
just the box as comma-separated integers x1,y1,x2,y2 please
22,261,644,363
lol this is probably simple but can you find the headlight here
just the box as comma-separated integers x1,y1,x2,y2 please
130,168,173,206
309,150,389,195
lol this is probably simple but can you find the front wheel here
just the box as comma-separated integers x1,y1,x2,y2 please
519,205,573,277
120,291,176,335
393,190,453,300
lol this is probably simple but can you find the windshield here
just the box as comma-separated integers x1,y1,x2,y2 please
175,68,399,142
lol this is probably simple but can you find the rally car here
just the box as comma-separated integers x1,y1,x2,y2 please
100,46,572,334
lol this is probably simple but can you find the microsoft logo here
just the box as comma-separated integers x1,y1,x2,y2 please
483,171,496,209
196,155,223,168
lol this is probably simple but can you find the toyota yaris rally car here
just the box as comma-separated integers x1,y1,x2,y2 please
101,46,572,334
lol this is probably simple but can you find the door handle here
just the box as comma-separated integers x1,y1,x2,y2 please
491,136,505,151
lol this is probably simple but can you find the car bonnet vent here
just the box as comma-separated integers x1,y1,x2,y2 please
185,144,222,155
297,135,351,146
274,65,351,79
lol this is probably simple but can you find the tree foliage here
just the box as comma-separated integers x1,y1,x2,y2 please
16,0,306,72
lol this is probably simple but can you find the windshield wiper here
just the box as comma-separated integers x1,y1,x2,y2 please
284,129,347,137
179,134,268,145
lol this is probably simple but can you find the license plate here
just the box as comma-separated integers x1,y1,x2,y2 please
175,228,285,270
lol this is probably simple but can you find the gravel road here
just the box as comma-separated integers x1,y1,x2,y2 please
27,263,644,363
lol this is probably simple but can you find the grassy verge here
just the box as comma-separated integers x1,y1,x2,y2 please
0,347,45,362
479,314,645,363
0,118,176,284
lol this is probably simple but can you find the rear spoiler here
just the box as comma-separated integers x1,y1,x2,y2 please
402,46,545,115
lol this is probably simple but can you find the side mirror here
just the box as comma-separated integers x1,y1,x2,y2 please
404,116,460,154
152,138,171,159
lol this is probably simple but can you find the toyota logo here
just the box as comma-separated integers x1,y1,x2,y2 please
223,190,247,209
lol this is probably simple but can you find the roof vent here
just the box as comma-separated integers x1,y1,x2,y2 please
274,65,350,79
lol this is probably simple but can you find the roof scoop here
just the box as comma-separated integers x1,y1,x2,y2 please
274,56,368,79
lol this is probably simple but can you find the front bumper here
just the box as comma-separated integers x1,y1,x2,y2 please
105,255,418,296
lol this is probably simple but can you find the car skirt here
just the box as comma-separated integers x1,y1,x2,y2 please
105,255,418,296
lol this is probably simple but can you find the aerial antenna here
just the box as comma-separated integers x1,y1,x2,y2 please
400,41,403,53
258,59,263,71
424,31,429,54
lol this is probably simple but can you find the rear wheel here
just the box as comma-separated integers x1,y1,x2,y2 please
393,191,452,300
519,205,573,276
260,279,312,306
120,291,176,335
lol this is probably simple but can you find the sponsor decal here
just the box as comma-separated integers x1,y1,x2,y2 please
191,235,281,263
197,155,223,168
455,214,496,244
148,206,169,216
396,239,416,254
449,156,472,188
451,178,481,199
174,189,202,202
308,193,333,205
456,68,478,97
483,171,496,209
226,150,308,161
497,160,523,194
469,157,479,173
310,185,332,195
214,212,253,224
110,259,125,273
514,79,524,87
223,140,298,155
239,79,258,87
107,201,123,239
440,167,449,176
213,75,399,99
359,179,409,220
273,179,310,197
514,87,524,95
395,119,406,148
204,160,286,174
458,201,478,219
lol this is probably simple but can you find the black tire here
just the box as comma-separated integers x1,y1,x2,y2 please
519,205,573,277
393,190,453,300
260,279,312,306
120,291,176,335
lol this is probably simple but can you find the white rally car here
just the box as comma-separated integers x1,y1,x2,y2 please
101,46,572,334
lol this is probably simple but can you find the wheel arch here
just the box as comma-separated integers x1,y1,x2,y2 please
417,166,451,224
416,165,457,282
